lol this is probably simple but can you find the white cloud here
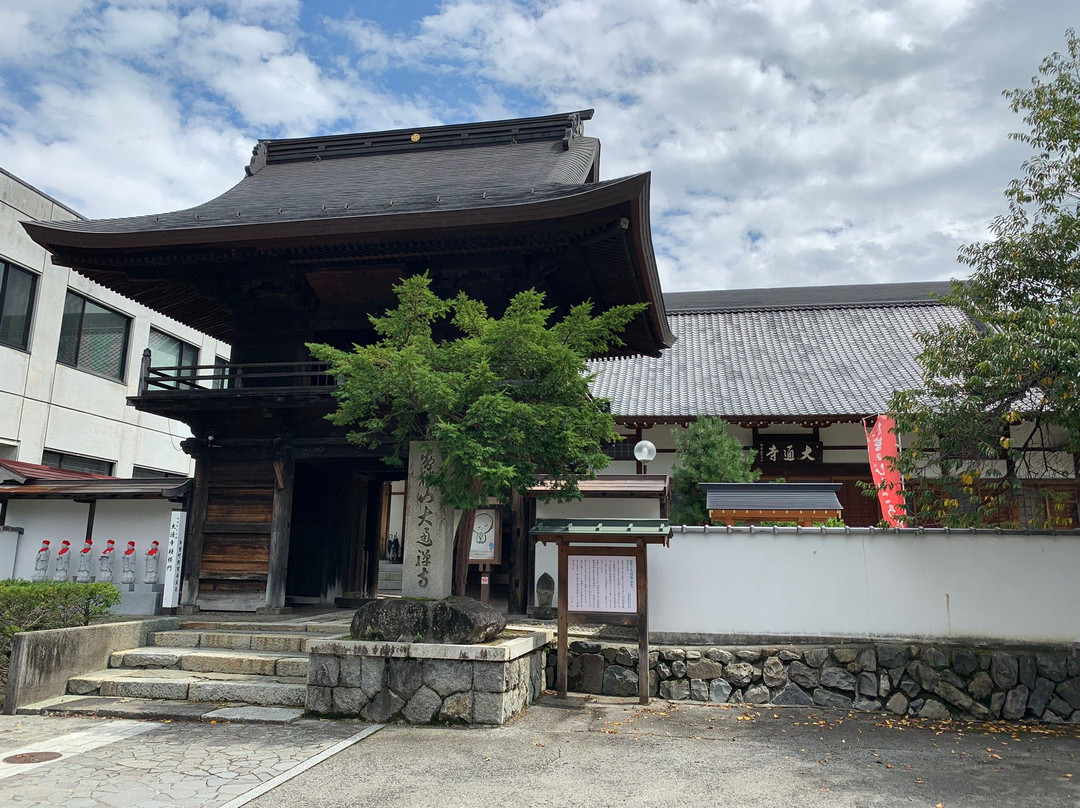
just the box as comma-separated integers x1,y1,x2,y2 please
0,0,1076,293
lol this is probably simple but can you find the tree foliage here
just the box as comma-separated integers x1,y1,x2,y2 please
669,417,760,525
309,274,646,592
888,30,1080,528
310,274,644,507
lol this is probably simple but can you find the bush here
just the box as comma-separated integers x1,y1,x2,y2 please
670,417,760,525
0,580,121,699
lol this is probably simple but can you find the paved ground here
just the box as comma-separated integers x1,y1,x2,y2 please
0,714,375,807
2,697,1078,807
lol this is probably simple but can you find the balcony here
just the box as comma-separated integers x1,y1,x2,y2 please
130,349,338,420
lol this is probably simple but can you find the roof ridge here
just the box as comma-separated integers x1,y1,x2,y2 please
669,299,950,315
248,110,595,173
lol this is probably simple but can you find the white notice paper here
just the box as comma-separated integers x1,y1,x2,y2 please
567,555,637,613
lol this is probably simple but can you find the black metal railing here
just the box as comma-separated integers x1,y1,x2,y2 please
137,349,336,395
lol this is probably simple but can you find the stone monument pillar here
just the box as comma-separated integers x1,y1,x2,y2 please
401,441,455,598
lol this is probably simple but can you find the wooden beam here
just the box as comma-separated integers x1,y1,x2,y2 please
180,451,212,611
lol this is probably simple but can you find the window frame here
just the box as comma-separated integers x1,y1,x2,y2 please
148,327,199,389
132,466,187,480
41,450,115,476
0,259,38,351
57,291,132,382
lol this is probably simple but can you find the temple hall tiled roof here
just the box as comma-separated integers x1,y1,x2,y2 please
29,111,605,237
588,281,966,421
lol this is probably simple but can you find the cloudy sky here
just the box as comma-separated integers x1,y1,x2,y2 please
0,0,1075,292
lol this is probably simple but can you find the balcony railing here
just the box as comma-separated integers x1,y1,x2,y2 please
137,349,336,396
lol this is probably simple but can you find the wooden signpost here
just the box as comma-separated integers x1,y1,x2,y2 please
468,509,502,604
530,518,669,705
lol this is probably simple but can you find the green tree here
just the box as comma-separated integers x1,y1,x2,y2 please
669,417,759,525
888,30,1080,528
308,274,646,595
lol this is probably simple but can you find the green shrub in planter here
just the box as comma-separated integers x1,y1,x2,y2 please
0,580,121,708
0,579,121,638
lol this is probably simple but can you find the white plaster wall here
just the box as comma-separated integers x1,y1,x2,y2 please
0,169,228,476
647,526,1080,645
2,499,178,581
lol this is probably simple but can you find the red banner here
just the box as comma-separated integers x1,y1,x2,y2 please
865,415,906,527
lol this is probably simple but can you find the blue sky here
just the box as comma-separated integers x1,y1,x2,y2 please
0,0,1076,292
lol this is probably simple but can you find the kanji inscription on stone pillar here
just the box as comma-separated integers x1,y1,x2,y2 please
402,442,455,598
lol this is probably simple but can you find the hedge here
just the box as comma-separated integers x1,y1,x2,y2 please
0,580,121,698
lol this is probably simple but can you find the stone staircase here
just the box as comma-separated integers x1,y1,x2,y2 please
377,561,403,594
19,615,353,723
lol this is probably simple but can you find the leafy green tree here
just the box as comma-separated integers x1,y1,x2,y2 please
669,417,760,525
309,274,646,595
889,30,1080,528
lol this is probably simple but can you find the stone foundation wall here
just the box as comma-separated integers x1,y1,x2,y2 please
553,641,1080,723
306,632,549,725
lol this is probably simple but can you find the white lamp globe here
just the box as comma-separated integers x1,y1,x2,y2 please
633,440,657,463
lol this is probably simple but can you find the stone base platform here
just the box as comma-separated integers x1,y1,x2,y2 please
306,629,552,725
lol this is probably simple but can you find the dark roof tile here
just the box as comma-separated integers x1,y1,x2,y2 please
588,282,967,418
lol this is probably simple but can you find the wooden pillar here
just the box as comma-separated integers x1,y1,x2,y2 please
179,443,211,611
636,541,649,705
263,454,295,612
508,492,528,615
363,478,382,597
342,475,367,597
556,540,569,698
83,500,97,546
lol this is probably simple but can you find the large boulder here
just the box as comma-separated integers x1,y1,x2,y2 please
351,597,506,644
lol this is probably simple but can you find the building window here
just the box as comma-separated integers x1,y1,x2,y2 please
41,450,114,476
0,261,37,350
148,328,198,388
57,292,130,381
601,436,637,460
211,356,230,389
132,466,187,479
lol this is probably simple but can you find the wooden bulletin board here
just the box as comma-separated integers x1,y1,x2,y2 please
531,518,669,706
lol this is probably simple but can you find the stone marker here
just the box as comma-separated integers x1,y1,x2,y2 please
401,442,456,598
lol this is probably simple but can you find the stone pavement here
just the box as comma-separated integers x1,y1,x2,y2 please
2,696,1079,807
0,714,377,807
252,696,1080,808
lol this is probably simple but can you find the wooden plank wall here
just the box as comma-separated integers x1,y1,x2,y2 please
198,458,274,605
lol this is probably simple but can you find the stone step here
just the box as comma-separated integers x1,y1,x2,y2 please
109,646,308,678
177,619,350,634
150,629,332,653
67,668,307,707
17,695,304,724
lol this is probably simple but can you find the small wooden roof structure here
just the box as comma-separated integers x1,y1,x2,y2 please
0,460,190,502
530,518,670,545
701,482,843,527
527,474,669,499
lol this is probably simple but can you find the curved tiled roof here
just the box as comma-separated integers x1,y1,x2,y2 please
588,282,967,419
29,118,602,237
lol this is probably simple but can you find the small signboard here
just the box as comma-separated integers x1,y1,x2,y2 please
567,555,637,613
755,436,823,466
468,509,502,564
163,510,187,608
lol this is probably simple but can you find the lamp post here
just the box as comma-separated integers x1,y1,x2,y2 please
634,439,656,474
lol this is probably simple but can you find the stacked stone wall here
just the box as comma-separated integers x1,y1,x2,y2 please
553,641,1080,723
307,639,548,725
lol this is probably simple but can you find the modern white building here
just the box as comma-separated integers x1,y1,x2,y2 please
0,168,229,477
